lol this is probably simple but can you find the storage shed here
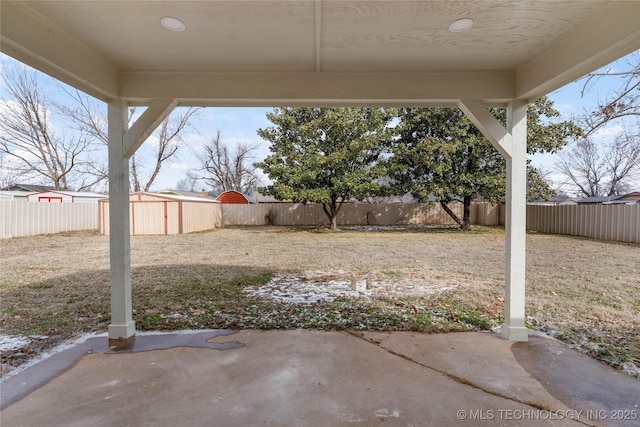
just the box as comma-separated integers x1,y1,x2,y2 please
27,191,73,203
99,192,222,235
27,191,108,203
216,190,253,204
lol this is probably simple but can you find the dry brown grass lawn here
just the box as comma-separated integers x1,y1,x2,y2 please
1,226,638,377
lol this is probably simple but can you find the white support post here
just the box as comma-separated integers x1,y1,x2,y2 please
108,99,135,342
503,100,528,341
458,99,528,342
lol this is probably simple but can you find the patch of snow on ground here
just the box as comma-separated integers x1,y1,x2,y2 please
245,271,458,305
0,335,31,351
0,333,107,382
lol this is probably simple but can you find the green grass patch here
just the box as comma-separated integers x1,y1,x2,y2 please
553,328,640,372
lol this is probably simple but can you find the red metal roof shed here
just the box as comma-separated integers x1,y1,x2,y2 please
216,190,252,204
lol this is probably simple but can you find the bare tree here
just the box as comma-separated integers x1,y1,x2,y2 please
175,170,200,192
0,68,99,190
579,52,639,137
132,109,198,192
556,52,640,197
59,90,199,192
0,152,23,189
55,88,109,145
56,92,133,191
556,134,640,197
195,130,261,195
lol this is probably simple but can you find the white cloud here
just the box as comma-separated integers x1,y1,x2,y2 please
0,98,53,134
182,132,208,148
169,162,189,170
592,124,624,138
143,134,160,147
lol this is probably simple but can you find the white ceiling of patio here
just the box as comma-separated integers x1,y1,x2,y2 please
2,1,638,106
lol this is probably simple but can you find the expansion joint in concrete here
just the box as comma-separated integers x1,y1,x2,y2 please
348,332,557,414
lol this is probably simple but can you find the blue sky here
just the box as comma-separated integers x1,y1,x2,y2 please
528,52,638,192
1,51,637,192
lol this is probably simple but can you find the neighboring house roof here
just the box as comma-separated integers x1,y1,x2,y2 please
5,184,55,192
602,200,639,205
216,190,254,204
557,199,579,206
551,195,580,203
527,201,557,206
614,192,640,201
252,193,289,203
528,195,580,206
576,196,616,205
577,193,640,205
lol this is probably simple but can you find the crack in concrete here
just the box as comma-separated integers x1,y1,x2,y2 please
348,331,597,427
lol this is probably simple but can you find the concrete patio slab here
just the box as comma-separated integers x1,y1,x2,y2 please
359,331,639,426
1,330,638,426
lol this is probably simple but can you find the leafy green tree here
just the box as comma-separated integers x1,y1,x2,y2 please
389,97,581,230
256,107,396,231
527,165,558,202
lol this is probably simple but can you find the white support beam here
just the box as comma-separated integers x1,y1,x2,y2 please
119,71,516,106
106,98,176,342
458,99,528,342
123,99,178,159
0,1,119,101
457,100,512,159
503,100,528,341
107,99,135,342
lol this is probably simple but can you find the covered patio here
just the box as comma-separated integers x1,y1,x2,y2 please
1,0,638,357
2,330,640,425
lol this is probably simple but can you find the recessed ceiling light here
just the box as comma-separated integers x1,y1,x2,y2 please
449,18,474,33
161,16,186,32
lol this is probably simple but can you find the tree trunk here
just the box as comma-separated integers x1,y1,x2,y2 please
440,201,463,229
130,155,142,192
322,200,341,232
461,196,472,231
439,199,472,231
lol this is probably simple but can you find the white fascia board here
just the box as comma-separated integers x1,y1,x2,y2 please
0,1,118,101
118,71,516,107
516,1,640,101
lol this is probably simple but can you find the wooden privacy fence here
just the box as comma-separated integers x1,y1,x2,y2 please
3,200,638,243
526,204,639,243
0,200,98,239
221,202,504,227
222,202,639,243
